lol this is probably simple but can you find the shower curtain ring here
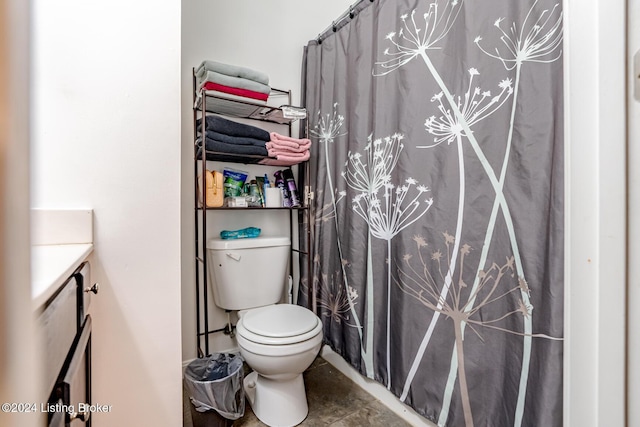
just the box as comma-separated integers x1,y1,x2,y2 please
349,6,354,19
332,21,337,32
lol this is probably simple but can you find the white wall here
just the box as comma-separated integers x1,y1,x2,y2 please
31,1,183,426
180,0,354,361
564,0,627,426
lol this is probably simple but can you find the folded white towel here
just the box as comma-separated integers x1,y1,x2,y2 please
196,60,269,86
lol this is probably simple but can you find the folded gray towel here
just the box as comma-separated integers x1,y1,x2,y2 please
197,70,271,95
203,130,268,148
195,115,271,141
196,137,268,156
196,60,269,86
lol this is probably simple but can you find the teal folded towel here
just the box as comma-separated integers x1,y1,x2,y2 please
220,227,261,240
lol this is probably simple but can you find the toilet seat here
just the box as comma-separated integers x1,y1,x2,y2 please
237,304,322,345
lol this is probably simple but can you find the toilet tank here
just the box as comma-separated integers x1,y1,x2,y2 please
206,236,291,310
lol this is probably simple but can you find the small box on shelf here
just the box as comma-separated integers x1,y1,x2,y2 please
225,197,248,208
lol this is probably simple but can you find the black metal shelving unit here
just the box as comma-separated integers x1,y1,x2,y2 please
192,69,311,357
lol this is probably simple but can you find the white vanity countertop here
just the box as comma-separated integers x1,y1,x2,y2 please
31,244,93,311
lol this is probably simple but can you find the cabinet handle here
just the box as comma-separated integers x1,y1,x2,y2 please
84,283,100,294
68,408,90,422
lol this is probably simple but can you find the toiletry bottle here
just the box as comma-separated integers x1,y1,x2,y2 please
256,176,266,207
249,180,260,207
283,169,301,207
274,170,292,207
262,174,271,207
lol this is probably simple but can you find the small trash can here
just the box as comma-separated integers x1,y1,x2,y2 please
184,353,245,427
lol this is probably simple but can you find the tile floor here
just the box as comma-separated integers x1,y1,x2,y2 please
184,356,411,427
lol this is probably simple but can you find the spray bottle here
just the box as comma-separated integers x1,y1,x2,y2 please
274,170,292,207
282,169,301,207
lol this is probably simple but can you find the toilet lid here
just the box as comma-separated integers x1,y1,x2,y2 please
242,304,320,339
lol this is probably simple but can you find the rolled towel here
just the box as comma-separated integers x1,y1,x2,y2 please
197,70,271,95
195,115,270,141
266,148,309,159
196,60,270,86
258,151,310,166
268,132,312,152
266,140,312,154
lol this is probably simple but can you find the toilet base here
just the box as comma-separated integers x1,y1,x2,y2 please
244,371,308,427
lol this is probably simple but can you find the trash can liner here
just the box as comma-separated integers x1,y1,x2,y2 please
184,353,245,420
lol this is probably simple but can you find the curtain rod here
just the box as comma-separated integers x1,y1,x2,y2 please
316,0,374,43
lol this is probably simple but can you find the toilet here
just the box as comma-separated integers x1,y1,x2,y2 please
207,236,323,427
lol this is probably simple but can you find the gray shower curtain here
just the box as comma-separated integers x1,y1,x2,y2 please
299,0,563,425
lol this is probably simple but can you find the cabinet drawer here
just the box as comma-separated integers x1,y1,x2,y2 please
38,276,78,396
57,315,92,426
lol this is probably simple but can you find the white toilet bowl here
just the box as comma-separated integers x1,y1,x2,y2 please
236,304,323,427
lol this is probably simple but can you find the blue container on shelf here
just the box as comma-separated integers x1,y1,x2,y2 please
220,227,261,240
